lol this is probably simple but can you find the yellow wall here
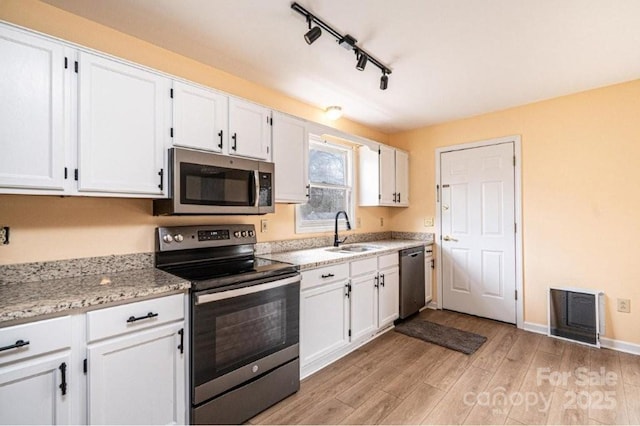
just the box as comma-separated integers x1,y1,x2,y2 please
390,79,640,344
0,0,390,265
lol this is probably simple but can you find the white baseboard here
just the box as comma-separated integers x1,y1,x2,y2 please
523,321,640,356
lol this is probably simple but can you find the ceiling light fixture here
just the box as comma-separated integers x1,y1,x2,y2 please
325,106,343,120
304,16,322,44
291,2,392,90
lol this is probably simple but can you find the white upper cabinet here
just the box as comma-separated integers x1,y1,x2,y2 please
0,26,68,193
228,97,271,160
272,112,308,203
77,52,169,196
171,81,228,153
359,145,410,207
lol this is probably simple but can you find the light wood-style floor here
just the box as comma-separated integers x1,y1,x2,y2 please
249,309,640,425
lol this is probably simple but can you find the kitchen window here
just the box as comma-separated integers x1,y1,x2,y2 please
295,137,354,233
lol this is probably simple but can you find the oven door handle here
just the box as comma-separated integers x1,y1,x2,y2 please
195,275,300,304
253,170,260,207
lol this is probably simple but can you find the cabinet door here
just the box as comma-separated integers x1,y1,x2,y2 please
378,266,400,327
272,112,308,203
300,281,350,366
77,51,168,196
378,145,396,205
395,149,409,206
87,323,185,425
0,26,67,192
0,352,71,425
228,97,271,160
425,255,433,304
350,274,378,342
172,81,227,153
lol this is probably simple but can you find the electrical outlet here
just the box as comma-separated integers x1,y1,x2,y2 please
0,226,8,245
424,217,434,227
380,217,384,227
356,217,362,228
260,219,268,233
617,298,631,313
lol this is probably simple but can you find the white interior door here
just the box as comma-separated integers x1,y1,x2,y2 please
440,142,516,323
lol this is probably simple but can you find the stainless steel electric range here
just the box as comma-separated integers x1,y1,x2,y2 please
155,224,300,425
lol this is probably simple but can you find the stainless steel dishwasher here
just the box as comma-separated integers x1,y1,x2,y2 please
399,246,426,319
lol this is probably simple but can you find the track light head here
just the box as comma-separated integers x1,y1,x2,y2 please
356,52,368,71
305,25,322,44
380,72,389,90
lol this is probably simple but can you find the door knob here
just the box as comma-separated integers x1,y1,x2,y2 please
443,235,458,242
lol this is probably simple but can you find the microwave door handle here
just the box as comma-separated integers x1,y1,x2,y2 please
253,170,260,207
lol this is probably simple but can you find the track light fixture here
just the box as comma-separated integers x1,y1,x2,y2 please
304,16,322,44
380,71,389,90
291,2,392,90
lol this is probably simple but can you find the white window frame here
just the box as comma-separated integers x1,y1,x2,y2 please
295,137,354,234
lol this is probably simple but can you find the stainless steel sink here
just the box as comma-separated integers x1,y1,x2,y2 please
326,244,382,253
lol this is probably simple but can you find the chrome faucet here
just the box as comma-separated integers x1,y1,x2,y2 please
333,210,352,247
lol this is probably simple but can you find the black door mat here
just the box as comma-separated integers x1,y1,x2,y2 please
394,318,487,355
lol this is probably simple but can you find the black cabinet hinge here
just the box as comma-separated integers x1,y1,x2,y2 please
64,167,68,180
83,358,87,374
170,88,174,98
74,169,78,181
64,57,68,69
74,61,78,73
170,127,174,138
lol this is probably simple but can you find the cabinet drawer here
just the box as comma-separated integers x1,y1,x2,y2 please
378,253,399,269
350,257,378,277
301,263,349,290
0,316,71,366
87,294,184,342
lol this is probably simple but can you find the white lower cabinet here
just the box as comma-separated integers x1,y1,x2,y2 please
0,294,187,425
300,252,401,377
0,316,73,425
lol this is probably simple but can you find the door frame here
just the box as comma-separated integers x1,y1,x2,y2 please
434,135,523,328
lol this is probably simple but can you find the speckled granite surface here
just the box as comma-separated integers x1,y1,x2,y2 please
260,239,433,271
255,231,393,255
0,253,189,327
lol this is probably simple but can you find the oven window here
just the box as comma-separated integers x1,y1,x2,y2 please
192,281,299,387
181,162,254,206
215,300,285,371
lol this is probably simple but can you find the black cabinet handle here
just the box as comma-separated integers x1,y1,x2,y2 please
374,275,379,288
218,130,223,149
231,133,237,151
126,312,158,323
306,184,310,198
178,328,184,354
398,193,401,203
321,273,335,279
0,339,30,352
158,169,164,191
393,193,397,203
380,273,385,287
59,362,67,396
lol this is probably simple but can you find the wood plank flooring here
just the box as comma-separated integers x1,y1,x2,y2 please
249,309,640,425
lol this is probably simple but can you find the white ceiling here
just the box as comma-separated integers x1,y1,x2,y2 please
41,0,640,133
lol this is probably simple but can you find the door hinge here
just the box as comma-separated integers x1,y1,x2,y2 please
436,184,440,203
64,167,68,180
378,148,381,155
74,169,78,181
170,127,174,138
515,290,518,300
170,88,173,98
267,146,269,154
513,155,516,166
64,57,68,69
83,358,87,374
267,116,272,125
378,193,381,200
514,223,517,233
348,329,351,337
74,61,78,73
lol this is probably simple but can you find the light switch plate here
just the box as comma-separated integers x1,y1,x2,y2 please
424,217,434,227
260,219,268,233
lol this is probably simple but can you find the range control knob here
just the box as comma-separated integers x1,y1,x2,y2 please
248,230,255,237
241,231,248,237
163,234,173,243
174,234,184,243
234,231,241,238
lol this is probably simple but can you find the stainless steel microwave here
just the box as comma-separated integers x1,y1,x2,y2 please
154,148,274,215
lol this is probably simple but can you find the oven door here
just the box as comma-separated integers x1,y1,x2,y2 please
191,273,300,405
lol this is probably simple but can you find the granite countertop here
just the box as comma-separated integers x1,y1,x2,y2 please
260,239,433,271
0,267,190,327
